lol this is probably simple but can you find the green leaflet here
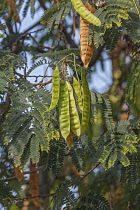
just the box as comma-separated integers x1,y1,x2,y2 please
47,66,60,112
30,136,40,163
33,127,50,152
58,80,70,139
66,81,81,136
108,150,117,168
118,151,130,167
71,0,101,26
81,70,90,133
98,144,113,163
73,77,83,111
120,142,137,154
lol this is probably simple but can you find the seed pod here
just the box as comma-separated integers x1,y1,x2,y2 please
54,0,59,3
47,66,60,112
6,0,20,23
14,166,24,181
81,69,90,133
71,0,101,26
30,162,42,207
66,81,81,136
73,77,83,111
66,131,74,149
80,2,95,68
58,80,70,139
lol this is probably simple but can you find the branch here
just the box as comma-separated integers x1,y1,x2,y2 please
11,30,59,54
81,163,100,180
14,70,52,78
67,163,101,188
62,26,78,49
5,193,55,201
5,19,14,34
89,45,105,66
29,79,52,86
0,167,43,182
28,34,59,51
38,0,47,10
1,164,101,201
23,21,40,33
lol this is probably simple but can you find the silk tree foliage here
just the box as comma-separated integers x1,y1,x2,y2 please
0,0,140,209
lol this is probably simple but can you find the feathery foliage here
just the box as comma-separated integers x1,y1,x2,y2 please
0,0,140,209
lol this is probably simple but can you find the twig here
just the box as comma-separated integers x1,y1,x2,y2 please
39,63,50,84
1,164,101,201
62,26,78,49
5,193,55,201
109,192,113,210
28,34,53,50
12,31,59,53
23,21,41,33
14,70,52,79
29,79,52,86
0,167,43,182
81,163,100,179
38,0,47,10
0,164,100,183
27,75,52,78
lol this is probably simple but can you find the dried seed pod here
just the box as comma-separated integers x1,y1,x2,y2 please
66,131,74,149
14,166,24,181
5,0,20,22
80,2,95,68
30,162,42,207
54,0,59,3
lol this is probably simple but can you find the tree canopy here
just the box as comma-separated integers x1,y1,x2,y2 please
0,0,140,209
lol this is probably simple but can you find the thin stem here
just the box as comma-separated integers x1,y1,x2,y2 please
1,164,101,201
40,62,50,83
81,163,100,179
38,0,47,10
56,53,73,65
5,193,55,202
0,167,43,182
30,79,52,86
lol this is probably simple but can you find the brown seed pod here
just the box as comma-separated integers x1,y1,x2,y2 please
5,0,20,23
30,162,42,207
80,1,95,68
66,131,74,149
14,166,24,181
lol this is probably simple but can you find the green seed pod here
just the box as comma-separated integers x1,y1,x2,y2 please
81,69,90,133
73,77,83,111
71,0,101,26
47,66,60,112
58,80,70,139
66,81,81,136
